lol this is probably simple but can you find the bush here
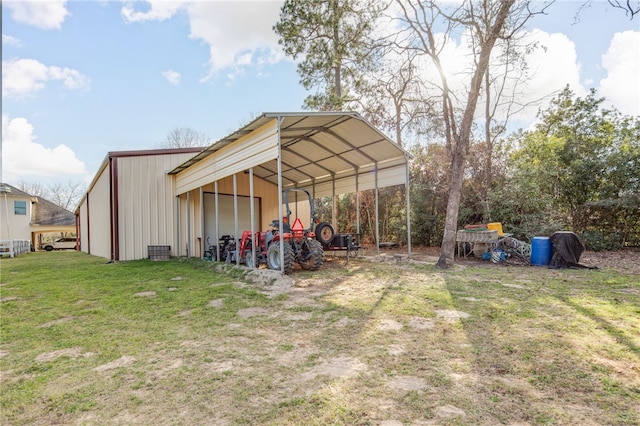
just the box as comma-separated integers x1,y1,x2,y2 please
581,230,623,251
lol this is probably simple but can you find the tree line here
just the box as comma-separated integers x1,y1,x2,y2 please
275,0,639,259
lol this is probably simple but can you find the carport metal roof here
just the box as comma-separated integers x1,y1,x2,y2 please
169,112,411,196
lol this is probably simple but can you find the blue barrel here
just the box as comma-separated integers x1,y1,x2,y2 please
531,236,552,266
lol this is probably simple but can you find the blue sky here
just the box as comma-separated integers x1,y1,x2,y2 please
2,1,639,189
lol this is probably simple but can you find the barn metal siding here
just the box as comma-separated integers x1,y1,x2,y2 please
175,120,278,195
116,152,197,261
78,201,89,253
86,165,112,259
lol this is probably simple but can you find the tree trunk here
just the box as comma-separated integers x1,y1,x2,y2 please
436,145,466,268
436,0,516,269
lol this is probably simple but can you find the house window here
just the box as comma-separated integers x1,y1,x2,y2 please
14,200,27,215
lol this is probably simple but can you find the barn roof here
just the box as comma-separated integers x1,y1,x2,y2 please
170,112,410,196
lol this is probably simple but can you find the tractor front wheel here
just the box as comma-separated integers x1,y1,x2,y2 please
266,242,295,274
245,251,258,269
299,239,323,271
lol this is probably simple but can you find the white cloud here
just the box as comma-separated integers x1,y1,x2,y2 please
162,69,181,85
120,1,284,81
391,28,585,125
1,115,87,183
599,30,640,116
499,29,586,123
121,1,183,23
2,34,22,46
2,58,91,98
187,1,283,80
3,0,70,30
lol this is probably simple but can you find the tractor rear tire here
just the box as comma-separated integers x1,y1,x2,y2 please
299,239,324,271
266,242,295,274
315,222,335,247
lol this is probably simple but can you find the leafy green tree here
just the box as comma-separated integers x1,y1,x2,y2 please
499,87,640,248
274,0,384,111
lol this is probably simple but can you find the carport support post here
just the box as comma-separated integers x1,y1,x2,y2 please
405,155,412,258
199,187,204,259
375,165,380,256
215,181,220,261
277,116,285,273
175,196,180,257
332,178,337,231
233,173,240,266
249,168,255,268
186,191,191,257
356,173,360,236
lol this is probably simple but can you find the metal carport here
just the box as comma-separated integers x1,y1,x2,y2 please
169,112,412,271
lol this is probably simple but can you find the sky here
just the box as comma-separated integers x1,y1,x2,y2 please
2,0,639,189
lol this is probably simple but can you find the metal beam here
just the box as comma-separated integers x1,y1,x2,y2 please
215,181,220,261
375,166,380,256
233,174,239,266
277,116,285,273
249,168,255,269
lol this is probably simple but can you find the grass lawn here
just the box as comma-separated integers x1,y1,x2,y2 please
1,251,639,425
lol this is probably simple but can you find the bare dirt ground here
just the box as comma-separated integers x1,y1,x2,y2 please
371,245,640,275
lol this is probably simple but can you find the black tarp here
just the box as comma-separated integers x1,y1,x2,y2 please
549,231,596,269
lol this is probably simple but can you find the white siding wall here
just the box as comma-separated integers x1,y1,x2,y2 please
304,164,407,198
175,120,278,195
0,195,33,241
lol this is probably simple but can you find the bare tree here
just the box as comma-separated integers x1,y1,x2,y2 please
159,127,210,149
576,1,639,20
17,180,85,211
357,48,442,147
17,180,46,198
395,0,549,268
607,0,639,18
47,181,85,211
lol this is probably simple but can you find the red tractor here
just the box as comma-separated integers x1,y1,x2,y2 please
236,188,333,274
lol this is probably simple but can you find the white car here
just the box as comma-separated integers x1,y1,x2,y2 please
42,237,77,251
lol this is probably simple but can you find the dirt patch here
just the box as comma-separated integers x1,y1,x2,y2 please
35,347,94,362
244,268,294,297
407,316,435,330
39,316,76,328
133,291,156,298
434,404,467,418
378,319,403,331
307,356,366,378
93,355,136,372
435,309,470,321
0,296,19,302
237,307,271,318
386,375,430,391
381,245,640,275
206,298,224,308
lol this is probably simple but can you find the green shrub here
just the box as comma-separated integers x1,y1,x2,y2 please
581,230,623,251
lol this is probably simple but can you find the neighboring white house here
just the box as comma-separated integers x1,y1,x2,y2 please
75,112,413,265
1,184,35,242
0,183,76,251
